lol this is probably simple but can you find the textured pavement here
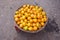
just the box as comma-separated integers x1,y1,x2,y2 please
0,0,60,40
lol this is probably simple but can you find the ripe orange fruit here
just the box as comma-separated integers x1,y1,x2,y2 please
28,27,33,31
30,10,33,13
27,23,31,26
24,19,27,22
32,23,36,26
25,7,28,10
14,15,18,18
30,5,34,9
27,4,30,7
27,9,30,12
23,26,28,30
43,18,47,22
19,24,23,28
22,22,26,26
38,19,41,22
41,22,45,26
15,18,19,22
23,5,26,8
33,19,37,22
21,11,24,13
17,21,20,25
18,14,21,17
31,14,34,18
37,14,42,19
42,11,46,15
34,15,37,18
37,24,41,28
22,15,25,19
35,6,39,9
30,19,33,23
15,11,19,14
27,17,31,20
20,8,24,11
33,27,37,31
41,18,44,22
19,17,23,20
20,20,24,23
38,7,43,11
32,8,36,11
36,22,40,27
25,12,28,17
43,16,47,18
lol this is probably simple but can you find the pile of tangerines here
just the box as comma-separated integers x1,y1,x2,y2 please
14,4,47,32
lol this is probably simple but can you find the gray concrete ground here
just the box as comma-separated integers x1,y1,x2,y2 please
0,0,60,40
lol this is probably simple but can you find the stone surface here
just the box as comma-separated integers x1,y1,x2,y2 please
0,0,60,40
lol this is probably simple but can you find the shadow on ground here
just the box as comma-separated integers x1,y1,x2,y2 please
44,18,60,32
14,17,60,40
